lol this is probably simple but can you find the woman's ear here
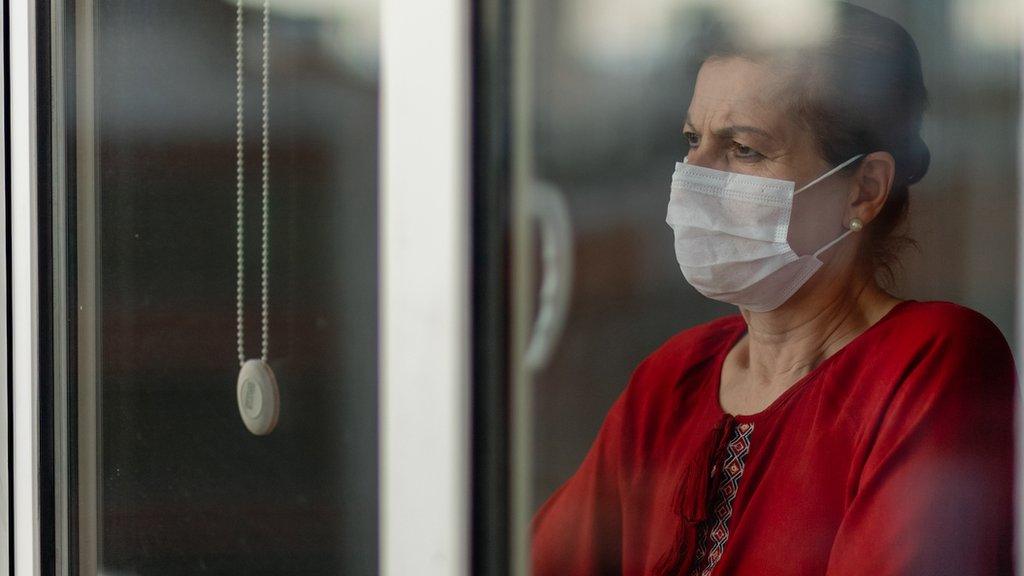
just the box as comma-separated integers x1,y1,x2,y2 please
848,151,895,224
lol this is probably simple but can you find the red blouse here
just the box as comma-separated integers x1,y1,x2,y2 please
531,300,1016,575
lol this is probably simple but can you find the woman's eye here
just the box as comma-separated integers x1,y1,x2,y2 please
684,131,700,148
731,142,763,159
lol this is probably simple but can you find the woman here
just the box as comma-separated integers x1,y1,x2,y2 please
531,3,1015,575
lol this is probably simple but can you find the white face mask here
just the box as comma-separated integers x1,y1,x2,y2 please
665,154,864,312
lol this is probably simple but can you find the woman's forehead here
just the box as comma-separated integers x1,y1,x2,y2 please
687,58,791,133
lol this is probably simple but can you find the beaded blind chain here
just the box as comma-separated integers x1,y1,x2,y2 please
235,0,271,367
234,0,280,436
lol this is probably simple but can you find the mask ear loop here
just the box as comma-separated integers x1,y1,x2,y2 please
812,228,854,258
799,154,866,258
794,154,865,195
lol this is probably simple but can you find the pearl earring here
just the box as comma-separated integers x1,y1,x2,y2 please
849,217,864,232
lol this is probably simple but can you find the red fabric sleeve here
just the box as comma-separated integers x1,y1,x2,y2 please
825,309,1016,575
530,379,630,576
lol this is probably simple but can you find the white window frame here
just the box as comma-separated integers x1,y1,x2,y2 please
9,0,43,574
379,0,473,574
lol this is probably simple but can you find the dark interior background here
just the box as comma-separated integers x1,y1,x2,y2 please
94,1,378,573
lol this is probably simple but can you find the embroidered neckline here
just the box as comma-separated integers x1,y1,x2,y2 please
689,422,755,576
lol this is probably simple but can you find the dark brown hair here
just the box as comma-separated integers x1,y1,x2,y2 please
703,1,930,285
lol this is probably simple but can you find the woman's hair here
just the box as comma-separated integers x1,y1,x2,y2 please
702,1,930,285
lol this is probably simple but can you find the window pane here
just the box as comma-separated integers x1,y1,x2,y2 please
522,0,1020,572
82,1,379,573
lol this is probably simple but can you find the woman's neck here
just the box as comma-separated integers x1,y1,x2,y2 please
735,277,899,390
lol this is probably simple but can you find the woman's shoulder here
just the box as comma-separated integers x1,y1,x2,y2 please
883,299,1010,350
858,299,1016,392
610,315,744,450
649,313,744,366
624,313,745,396
849,300,1016,469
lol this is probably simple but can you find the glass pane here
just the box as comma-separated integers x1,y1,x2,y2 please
521,0,1020,573
82,1,378,573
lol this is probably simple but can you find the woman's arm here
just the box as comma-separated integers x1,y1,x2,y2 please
530,375,635,576
531,392,626,576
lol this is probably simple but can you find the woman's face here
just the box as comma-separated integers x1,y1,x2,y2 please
684,56,852,256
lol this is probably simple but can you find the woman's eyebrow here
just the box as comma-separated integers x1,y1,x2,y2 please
711,124,775,142
684,115,776,142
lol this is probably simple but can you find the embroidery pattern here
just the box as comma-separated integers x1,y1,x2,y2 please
689,421,754,576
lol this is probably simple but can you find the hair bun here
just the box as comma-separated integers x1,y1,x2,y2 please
903,134,931,186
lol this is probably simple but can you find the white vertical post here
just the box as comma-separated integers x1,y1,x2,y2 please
379,0,471,574
9,0,42,573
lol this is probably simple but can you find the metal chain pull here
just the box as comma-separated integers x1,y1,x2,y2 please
235,0,279,436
